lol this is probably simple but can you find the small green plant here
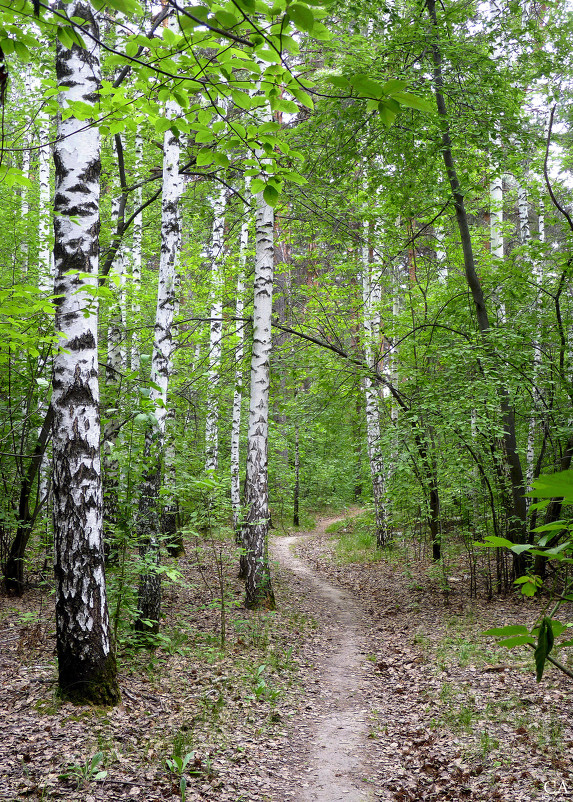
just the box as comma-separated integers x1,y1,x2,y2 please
166,752,198,801
246,663,281,702
479,729,500,757
332,511,384,564
59,752,107,788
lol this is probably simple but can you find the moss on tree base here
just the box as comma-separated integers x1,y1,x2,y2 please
58,653,121,706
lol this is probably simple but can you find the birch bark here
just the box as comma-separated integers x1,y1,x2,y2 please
205,185,227,473
526,199,543,496
243,188,275,609
131,130,143,374
231,180,250,538
361,220,388,547
52,0,119,704
135,87,182,633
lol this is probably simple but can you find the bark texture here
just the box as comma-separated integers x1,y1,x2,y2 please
205,186,227,473
52,1,119,705
361,222,388,547
243,189,275,609
231,181,250,539
135,91,182,634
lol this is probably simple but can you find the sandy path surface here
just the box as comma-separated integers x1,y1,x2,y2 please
272,521,376,802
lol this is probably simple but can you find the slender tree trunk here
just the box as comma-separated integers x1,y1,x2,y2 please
293,416,300,526
3,407,53,594
205,186,227,473
52,1,119,704
243,188,275,609
131,129,143,374
135,85,182,634
231,181,250,540
103,136,128,551
427,0,527,569
361,220,388,547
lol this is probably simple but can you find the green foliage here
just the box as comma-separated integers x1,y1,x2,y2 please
329,511,385,564
58,752,108,788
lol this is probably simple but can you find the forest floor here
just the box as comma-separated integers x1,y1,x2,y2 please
1,511,573,801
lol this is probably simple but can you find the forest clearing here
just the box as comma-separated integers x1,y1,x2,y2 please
2,0,573,799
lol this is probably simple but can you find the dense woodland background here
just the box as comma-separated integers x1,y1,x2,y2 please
2,0,573,706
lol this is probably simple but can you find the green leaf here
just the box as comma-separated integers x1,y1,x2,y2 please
391,91,434,113
534,618,554,682
378,101,397,127
528,469,573,505
483,624,529,637
325,74,348,89
263,184,280,206
231,90,252,109
196,129,215,143
290,86,314,109
498,635,536,648
184,4,209,21
56,25,74,50
13,40,30,62
380,78,409,94
212,151,230,167
349,74,384,98
196,149,214,166
475,535,515,549
311,21,331,39
286,3,314,31
214,9,239,26
510,543,533,555
270,97,299,113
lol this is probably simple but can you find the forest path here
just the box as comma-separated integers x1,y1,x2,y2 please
271,515,378,802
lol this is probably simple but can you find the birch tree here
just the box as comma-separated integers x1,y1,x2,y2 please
205,185,227,473
230,180,250,538
243,186,276,609
135,63,183,634
361,218,388,547
51,0,119,704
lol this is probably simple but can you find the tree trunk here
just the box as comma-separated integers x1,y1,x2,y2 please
361,220,388,547
243,187,275,609
205,186,227,473
135,70,182,635
52,1,119,704
231,180,250,540
3,407,53,594
427,0,527,570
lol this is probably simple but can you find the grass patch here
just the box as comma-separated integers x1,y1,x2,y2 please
328,511,384,564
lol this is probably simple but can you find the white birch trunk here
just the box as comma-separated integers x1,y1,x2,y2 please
361,221,388,547
435,219,447,282
38,105,52,292
135,85,182,633
231,179,250,537
103,137,128,543
526,199,543,498
243,188,275,608
20,68,33,275
204,185,227,473
131,129,143,374
37,92,53,512
52,1,118,705
518,183,530,245
490,173,504,260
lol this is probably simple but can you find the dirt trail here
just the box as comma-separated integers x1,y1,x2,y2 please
272,517,376,802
